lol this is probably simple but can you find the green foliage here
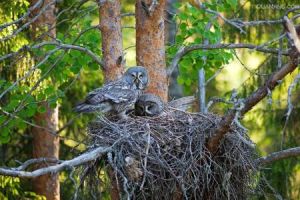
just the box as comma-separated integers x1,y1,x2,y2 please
0,0,299,199
0,176,45,200
0,0,104,197
167,1,236,94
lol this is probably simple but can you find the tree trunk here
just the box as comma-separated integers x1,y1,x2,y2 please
136,0,168,102
99,1,124,199
99,0,124,81
29,0,60,199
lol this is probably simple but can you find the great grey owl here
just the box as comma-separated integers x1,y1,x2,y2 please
135,93,164,117
135,93,195,116
74,66,149,119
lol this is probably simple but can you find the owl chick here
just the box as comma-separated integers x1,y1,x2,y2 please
74,66,149,119
135,93,164,117
135,94,195,117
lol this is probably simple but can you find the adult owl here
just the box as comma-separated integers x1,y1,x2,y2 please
135,93,195,117
74,66,149,119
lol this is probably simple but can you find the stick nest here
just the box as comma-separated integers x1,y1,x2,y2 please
87,109,256,200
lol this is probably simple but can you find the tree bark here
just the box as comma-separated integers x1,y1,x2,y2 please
99,0,124,82
136,0,168,102
99,1,124,199
29,0,60,199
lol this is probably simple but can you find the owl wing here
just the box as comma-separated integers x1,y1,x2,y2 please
85,81,137,105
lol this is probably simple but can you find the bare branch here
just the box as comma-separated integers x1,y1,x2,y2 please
0,0,57,42
15,158,60,171
196,1,245,33
235,19,284,27
0,146,110,178
34,42,104,68
256,147,300,166
281,73,300,147
207,56,300,154
167,43,289,76
283,16,300,53
0,0,43,31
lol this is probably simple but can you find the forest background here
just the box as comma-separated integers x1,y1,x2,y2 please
0,0,300,199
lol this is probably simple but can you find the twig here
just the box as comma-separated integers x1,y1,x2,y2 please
140,123,151,190
283,16,300,53
198,68,206,113
255,147,300,166
32,42,104,68
0,0,43,31
15,158,60,171
207,57,300,154
0,0,57,42
0,146,111,178
167,43,289,76
281,74,300,148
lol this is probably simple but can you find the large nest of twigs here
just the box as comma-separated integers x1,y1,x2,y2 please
87,109,256,200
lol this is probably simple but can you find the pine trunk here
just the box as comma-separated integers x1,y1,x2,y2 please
99,1,124,199
29,0,60,199
99,0,124,81
136,0,168,102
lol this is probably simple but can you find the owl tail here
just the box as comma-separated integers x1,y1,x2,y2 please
73,102,112,113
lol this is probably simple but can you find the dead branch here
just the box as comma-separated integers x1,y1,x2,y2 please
255,147,300,166
0,0,43,31
0,146,110,178
32,42,104,68
207,57,299,154
206,15,300,154
283,16,300,52
0,0,57,42
167,43,289,76
15,158,60,170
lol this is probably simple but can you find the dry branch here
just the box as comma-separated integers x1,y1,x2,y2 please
207,57,299,154
167,43,289,76
0,146,110,178
256,147,300,166
283,16,300,52
206,15,300,154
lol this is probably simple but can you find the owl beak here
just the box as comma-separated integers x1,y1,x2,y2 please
134,78,144,89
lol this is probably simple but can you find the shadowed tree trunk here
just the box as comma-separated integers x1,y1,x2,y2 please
99,0,124,82
99,1,124,199
29,0,60,199
136,0,168,102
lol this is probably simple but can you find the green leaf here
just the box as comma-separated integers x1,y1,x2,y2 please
0,127,10,144
49,101,57,109
26,104,37,117
44,86,55,96
177,76,185,85
185,78,192,86
37,105,47,113
5,99,19,112
178,12,188,20
179,23,188,31
88,62,100,71
70,64,81,74
226,0,237,9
